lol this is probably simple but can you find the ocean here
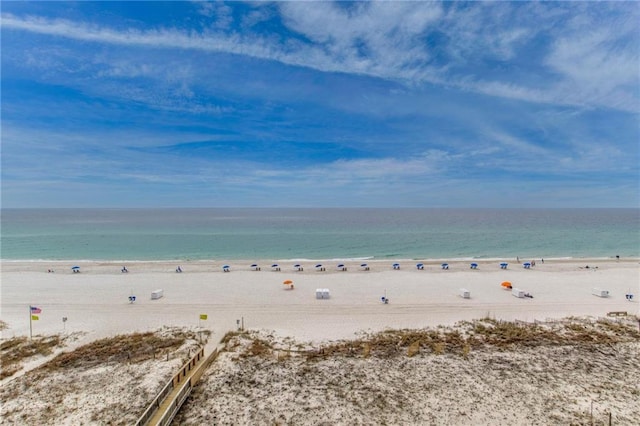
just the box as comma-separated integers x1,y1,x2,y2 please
1,208,638,261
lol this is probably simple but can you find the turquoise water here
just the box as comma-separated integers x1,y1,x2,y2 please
1,208,638,261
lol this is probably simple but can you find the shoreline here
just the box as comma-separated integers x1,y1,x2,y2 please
4,255,638,264
2,256,638,270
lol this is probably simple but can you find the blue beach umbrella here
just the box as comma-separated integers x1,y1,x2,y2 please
71,266,80,270
315,264,323,268
360,263,368,267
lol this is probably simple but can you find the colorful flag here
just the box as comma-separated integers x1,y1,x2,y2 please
30,306,42,314
31,315,39,321
199,314,208,320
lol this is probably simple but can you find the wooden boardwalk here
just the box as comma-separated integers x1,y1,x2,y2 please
136,340,221,426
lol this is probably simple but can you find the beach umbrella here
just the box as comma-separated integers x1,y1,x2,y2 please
315,264,323,268
272,264,279,268
283,280,293,285
501,281,512,288
72,266,80,269
251,264,258,267
361,263,368,267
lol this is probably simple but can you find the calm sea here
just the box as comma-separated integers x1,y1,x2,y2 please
1,208,638,261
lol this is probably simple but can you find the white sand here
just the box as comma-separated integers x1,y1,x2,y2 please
2,258,639,425
2,259,639,345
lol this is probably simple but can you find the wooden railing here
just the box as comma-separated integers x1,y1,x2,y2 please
135,346,218,426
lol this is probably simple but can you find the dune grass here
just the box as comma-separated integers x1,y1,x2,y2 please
228,317,640,361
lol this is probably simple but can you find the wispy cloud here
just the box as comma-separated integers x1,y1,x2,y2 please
1,2,638,208
4,2,637,112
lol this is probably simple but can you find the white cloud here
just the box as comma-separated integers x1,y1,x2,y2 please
2,2,638,112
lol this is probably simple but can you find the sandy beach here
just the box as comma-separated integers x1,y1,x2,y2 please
2,258,639,424
2,258,639,344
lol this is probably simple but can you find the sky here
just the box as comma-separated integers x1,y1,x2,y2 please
1,1,639,208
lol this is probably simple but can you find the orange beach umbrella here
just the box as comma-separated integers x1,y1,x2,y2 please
501,281,512,288
283,280,293,285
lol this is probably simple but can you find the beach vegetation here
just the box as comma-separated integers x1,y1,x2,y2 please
407,341,420,357
231,317,640,363
1,334,63,380
41,329,195,371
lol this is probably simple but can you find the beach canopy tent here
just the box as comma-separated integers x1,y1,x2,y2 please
392,263,400,270
316,288,330,299
501,281,512,289
470,263,478,269
416,263,424,270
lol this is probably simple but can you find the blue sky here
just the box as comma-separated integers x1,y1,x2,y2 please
1,1,639,208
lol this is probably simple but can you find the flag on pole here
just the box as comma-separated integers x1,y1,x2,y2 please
199,314,208,320
31,315,39,321
30,306,42,314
